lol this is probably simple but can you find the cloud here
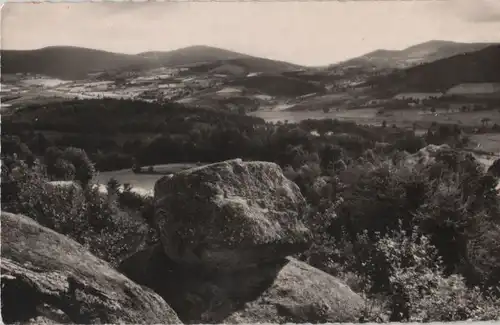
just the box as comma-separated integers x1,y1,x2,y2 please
2,1,499,65
453,0,500,23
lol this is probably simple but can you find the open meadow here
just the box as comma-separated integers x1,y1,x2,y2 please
252,107,500,129
470,133,500,153
94,163,204,195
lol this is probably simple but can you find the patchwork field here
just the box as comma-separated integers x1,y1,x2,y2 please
251,107,500,129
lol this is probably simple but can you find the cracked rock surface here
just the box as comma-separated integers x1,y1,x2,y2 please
119,243,365,324
153,159,312,270
1,211,181,325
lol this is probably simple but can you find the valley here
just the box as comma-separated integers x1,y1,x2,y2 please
3,42,500,166
2,42,500,189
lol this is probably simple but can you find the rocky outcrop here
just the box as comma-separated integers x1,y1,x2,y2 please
119,243,364,324
153,158,312,270
0,211,181,325
396,144,452,168
119,158,364,323
226,257,364,324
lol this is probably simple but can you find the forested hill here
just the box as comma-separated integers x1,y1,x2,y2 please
367,44,500,95
1,45,302,80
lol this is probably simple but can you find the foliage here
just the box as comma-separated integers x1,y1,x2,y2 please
489,158,500,177
1,135,34,161
2,98,500,321
1,160,153,267
376,227,500,322
43,146,95,185
51,158,76,180
60,147,96,186
3,99,423,171
296,144,500,321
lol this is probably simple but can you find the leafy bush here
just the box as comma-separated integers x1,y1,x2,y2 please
489,158,500,177
296,147,500,321
1,160,152,266
1,135,33,160
376,226,500,322
44,146,95,185
61,147,95,186
51,158,76,180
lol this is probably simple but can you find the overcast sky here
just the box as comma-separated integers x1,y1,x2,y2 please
2,0,500,66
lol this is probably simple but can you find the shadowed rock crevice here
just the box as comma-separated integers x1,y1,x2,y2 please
1,273,48,324
1,268,116,324
119,243,288,323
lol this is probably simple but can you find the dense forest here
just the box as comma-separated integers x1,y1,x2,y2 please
2,98,500,321
2,98,473,172
367,44,500,95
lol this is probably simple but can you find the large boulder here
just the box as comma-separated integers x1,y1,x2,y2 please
153,159,312,270
224,257,364,324
119,244,364,324
0,212,181,325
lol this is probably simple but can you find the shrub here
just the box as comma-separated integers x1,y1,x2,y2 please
1,162,152,266
51,158,76,180
1,135,33,160
61,147,95,187
489,158,500,177
106,177,120,195
376,226,500,322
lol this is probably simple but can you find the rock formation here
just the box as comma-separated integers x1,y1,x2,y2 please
120,159,365,323
153,158,312,270
2,158,365,324
0,211,181,325
119,243,365,324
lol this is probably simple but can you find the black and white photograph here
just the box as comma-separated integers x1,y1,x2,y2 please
1,0,500,323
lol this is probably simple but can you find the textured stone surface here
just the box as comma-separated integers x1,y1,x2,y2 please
1,212,181,325
224,257,364,324
153,158,312,270
119,244,364,324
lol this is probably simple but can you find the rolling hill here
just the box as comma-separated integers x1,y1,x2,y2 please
167,56,303,76
1,46,146,80
328,40,496,72
1,45,303,80
366,44,500,95
137,45,250,64
138,46,303,75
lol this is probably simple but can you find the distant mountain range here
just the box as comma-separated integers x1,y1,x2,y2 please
1,45,303,80
2,41,498,89
367,44,500,95
329,40,496,71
